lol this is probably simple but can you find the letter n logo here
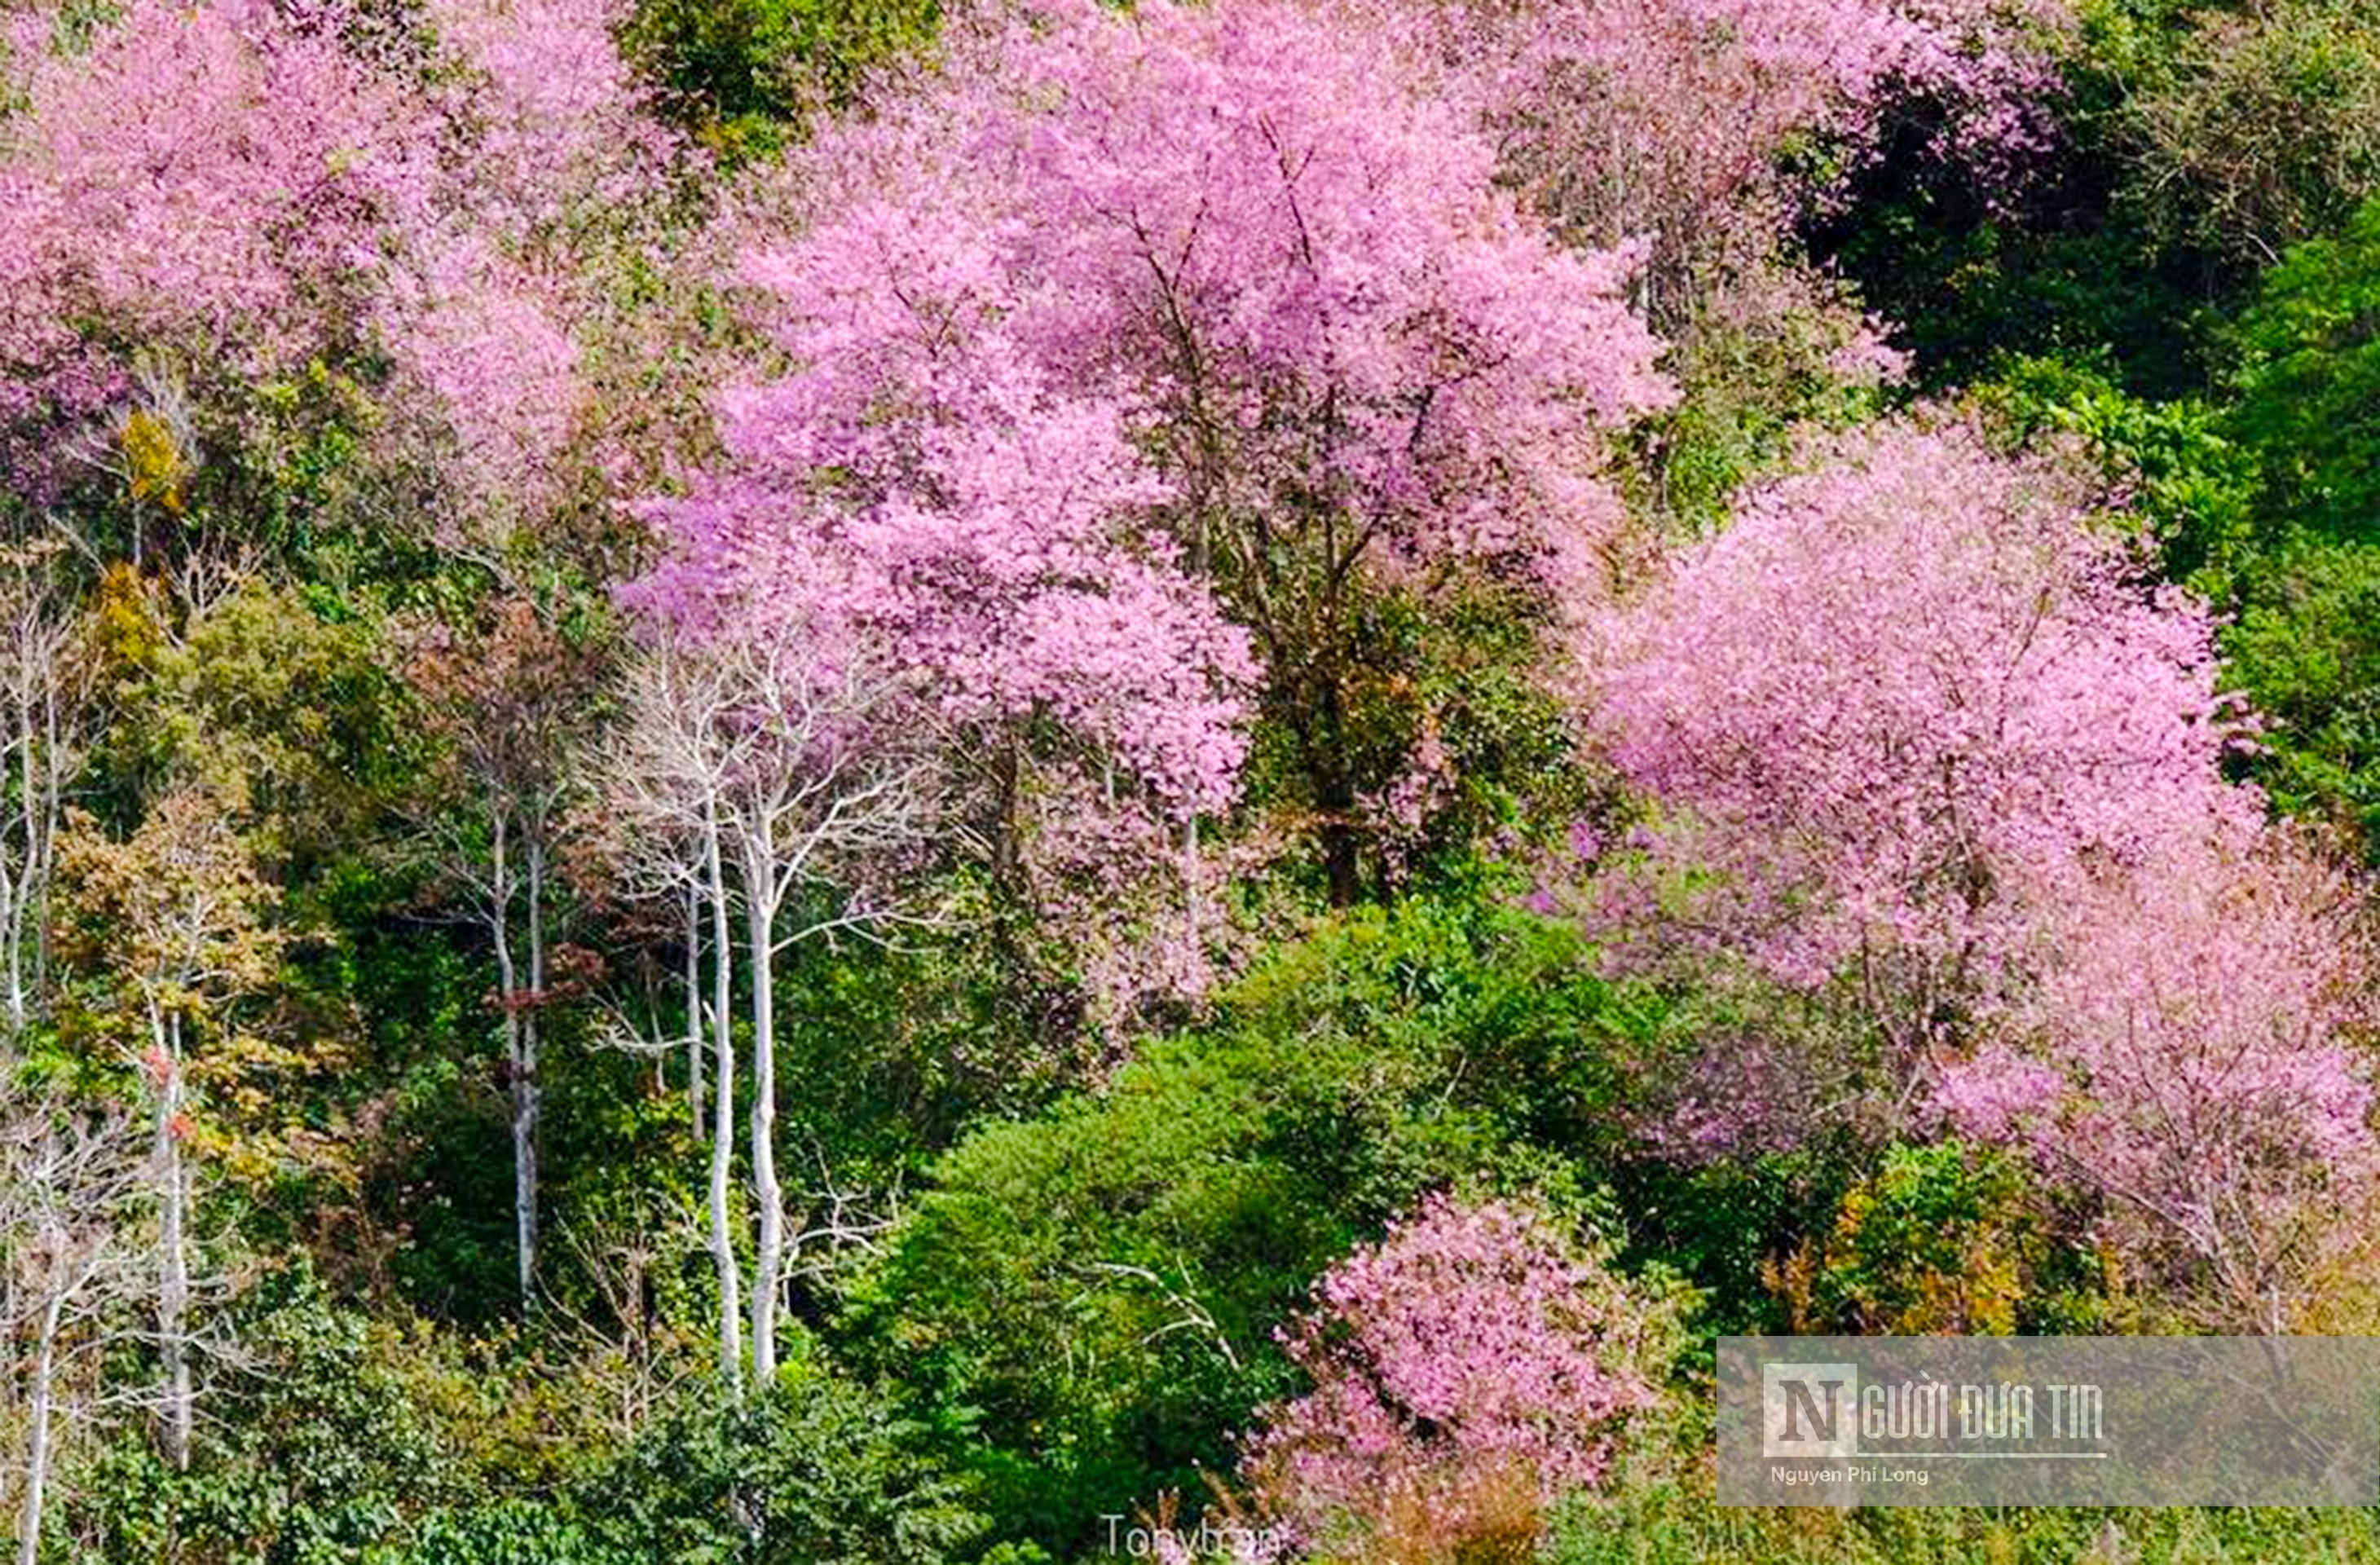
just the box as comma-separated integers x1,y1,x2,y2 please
1764,1361,1858,1457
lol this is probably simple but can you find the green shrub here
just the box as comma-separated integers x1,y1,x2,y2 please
2221,536,2380,857
2113,0,2380,267
567,1349,985,1564
622,0,939,162
846,894,1661,1558
2229,196,2380,540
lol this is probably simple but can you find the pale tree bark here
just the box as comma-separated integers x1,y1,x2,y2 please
703,814,741,1395
17,1287,64,1565
151,1006,191,1471
610,635,938,1392
2,1096,141,1565
52,785,280,1478
741,862,783,1384
683,881,704,1143
0,547,86,1041
400,600,600,1313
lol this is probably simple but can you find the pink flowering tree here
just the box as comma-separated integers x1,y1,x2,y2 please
636,0,1672,958
0,0,429,513
1241,1195,1659,1557
1583,418,2240,1055
1939,834,2378,1330
0,0,685,561
1578,415,2380,1324
1342,0,2067,324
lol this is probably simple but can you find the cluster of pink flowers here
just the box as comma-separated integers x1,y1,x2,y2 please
0,0,675,521
1243,1195,1654,1550
0,0,425,482
1587,420,2244,1003
1583,416,2378,1317
1348,0,2066,276
1937,831,2376,1324
631,0,1675,1014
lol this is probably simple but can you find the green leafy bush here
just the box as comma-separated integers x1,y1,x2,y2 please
622,0,938,161
2229,196,2380,539
846,895,1660,1558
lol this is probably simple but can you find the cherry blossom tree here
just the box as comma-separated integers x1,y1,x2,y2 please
1341,0,2068,324
635,0,1671,924
1243,1195,1657,1556
1939,833,2378,1330
0,0,681,556
1580,416,2380,1324
1581,419,2244,1076
0,0,429,499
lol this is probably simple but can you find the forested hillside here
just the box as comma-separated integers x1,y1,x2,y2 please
2,0,2377,1560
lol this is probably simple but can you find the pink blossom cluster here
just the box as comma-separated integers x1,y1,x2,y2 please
0,0,427,483
1588,420,2244,1004
1583,417,2378,1316
1344,0,2067,288
721,0,1675,591
421,0,676,230
1937,832,2376,1323
1243,1195,1654,1547
630,0,1676,1012
0,0,677,520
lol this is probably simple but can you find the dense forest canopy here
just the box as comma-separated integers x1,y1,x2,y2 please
0,0,2376,1559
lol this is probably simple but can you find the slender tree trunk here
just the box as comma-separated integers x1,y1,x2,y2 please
684,881,703,1143
518,827,547,1307
2,686,36,1036
17,1289,62,1565
1311,671,1360,907
743,849,782,1386
33,685,60,999
703,820,742,1395
489,815,535,1305
1,855,22,1038
154,1006,191,1471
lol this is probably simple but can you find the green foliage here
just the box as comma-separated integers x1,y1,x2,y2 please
67,1270,463,1564
2221,536,2380,857
622,0,939,161
566,1351,986,1563
1629,269,1901,531
2108,0,2380,267
848,894,1659,1558
1762,1141,2104,1336
1549,1482,2380,1563
112,579,412,884
2228,196,2380,540
1972,353,2261,595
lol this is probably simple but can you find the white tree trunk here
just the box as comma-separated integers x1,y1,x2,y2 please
683,882,703,1141
703,821,742,1395
743,853,782,1386
517,827,546,1307
483,813,539,1307
154,1007,191,1470
16,1289,62,1565
1,856,22,1038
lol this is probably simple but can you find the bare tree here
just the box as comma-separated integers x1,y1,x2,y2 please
403,598,606,1306
608,630,938,1389
0,542,90,1040
0,1095,144,1565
